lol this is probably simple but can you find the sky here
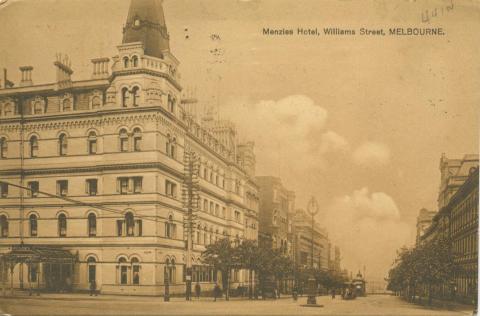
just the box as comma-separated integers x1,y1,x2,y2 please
1,0,479,282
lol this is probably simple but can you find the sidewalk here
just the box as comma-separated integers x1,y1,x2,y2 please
0,290,296,302
406,296,475,313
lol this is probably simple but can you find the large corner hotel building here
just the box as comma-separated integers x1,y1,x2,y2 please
0,0,259,295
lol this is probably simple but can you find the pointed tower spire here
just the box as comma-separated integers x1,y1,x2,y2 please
123,0,170,59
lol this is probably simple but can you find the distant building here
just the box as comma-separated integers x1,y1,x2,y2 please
292,208,330,271
416,208,436,245
256,176,295,256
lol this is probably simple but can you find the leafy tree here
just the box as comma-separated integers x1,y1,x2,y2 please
201,238,237,300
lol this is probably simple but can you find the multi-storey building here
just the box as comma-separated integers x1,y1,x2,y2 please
256,176,295,256
291,208,330,271
415,208,436,245
450,167,478,303
0,0,258,296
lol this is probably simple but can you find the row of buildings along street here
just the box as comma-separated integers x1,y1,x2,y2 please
391,154,478,306
0,0,353,299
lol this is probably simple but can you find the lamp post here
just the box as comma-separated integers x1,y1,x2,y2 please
306,197,319,306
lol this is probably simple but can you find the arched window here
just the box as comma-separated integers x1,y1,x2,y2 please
165,215,176,239
29,136,38,158
58,134,68,156
209,228,213,244
4,103,13,116
29,214,37,237
273,210,278,225
215,229,219,242
132,56,139,68
87,257,96,284
91,96,101,110
121,87,129,107
132,86,140,107
33,101,43,114
0,137,7,158
131,257,140,285
0,215,8,237
164,258,176,284
88,213,97,237
119,129,129,152
88,131,97,155
118,257,128,285
215,204,219,217
123,57,129,68
133,128,142,152
58,213,67,237
203,199,208,212
62,99,72,112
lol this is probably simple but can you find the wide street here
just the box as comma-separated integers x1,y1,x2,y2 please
0,294,474,316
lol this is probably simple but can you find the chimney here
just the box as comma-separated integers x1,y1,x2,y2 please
91,57,110,79
19,66,34,87
0,69,14,89
54,53,73,89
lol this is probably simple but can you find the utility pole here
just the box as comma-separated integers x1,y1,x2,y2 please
182,149,199,301
305,197,319,306
19,96,25,290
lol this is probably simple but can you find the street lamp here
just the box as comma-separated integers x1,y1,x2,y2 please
305,197,320,306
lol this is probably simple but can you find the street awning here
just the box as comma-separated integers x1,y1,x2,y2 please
1,244,77,265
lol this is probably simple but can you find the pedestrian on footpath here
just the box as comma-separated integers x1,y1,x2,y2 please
331,288,336,299
195,282,201,300
213,283,221,302
89,280,97,296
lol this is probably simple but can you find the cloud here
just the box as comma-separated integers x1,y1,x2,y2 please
353,141,391,165
322,188,412,281
222,95,348,180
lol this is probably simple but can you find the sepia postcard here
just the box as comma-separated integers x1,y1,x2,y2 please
0,0,478,315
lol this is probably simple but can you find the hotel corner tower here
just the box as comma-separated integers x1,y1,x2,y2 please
0,0,259,296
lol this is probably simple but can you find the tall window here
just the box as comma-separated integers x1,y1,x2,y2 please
165,258,176,284
132,257,140,285
0,137,6,158
29,136,38,158
4,104,13,116
196,225,201,244
118,177,129,194
166,135,176,159
121,88,129,107
203,200,208,212
133,177,142,194
132,56,139,68
88,132,97,154
119,129,129,152
123,57,129,68
0,183,7,198
33,101,43,114
91,96,101,110
62,99,72,112
87,257,96,284
88,213,97,237
167,94,175,112
29,214,38,237
165,180,177,198
119,257,128,285
27,181,39,198
165,215,176,239
133,128,142,151
56,180,68,196
273,210,278,225
59,134,68,156
132,86,140,107
58,213,67,237
125,212,135,237
86,179,98,196
0,215,8,237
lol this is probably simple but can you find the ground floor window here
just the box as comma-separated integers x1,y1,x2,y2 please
28,264,38,283
192,265,215,283
87,257,96,283
165,258,176,284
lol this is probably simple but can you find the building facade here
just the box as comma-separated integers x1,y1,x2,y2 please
415,208,436,245
255,176,295,256
0,0,258,296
